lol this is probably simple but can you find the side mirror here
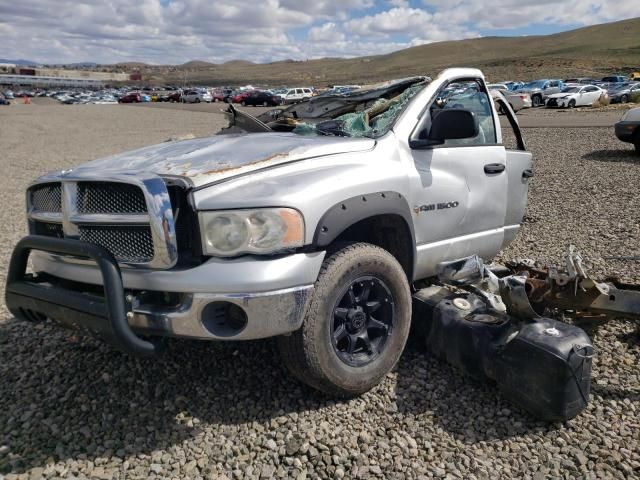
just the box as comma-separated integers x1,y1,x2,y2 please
410,109,479,149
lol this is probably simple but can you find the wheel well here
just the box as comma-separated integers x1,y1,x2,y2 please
330,214,414,281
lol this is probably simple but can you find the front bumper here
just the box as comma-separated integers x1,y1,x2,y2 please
615,121,638,143
6,236,322,353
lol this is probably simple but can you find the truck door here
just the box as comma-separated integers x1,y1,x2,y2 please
407,79,508,279
493,93,533,246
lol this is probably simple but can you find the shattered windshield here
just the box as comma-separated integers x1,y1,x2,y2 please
293,83,425,138
220,76,430,139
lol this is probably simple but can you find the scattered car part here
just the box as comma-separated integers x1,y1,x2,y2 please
414,247,638,421
504,246,640,321
414,286,594,422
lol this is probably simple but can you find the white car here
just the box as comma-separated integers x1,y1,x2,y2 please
488,84,531,112
279,87,313,104
545,85,606,108
181,90,213,103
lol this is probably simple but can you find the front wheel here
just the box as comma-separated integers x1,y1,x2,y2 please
532,95,543,107
568,99,576,108
278,242,411,396
621,94,629,104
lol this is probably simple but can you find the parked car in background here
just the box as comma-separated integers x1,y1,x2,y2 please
615,107,640,153
279,87,314,104
629,72,640,81
545,85,606,108
601,75,627,84
564,77,600,85
3,90,15,99
239,91,283,107
160,91,182,102
0,94,10,105
499,81,524,91
230,91,252,104
118,92,141,103
182,90,213,103
515,79,564,107
221,88,236,103
607,82,640,103
487,84,531,112
211,90,225,102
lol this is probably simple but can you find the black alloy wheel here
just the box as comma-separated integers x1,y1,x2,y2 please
331,276,394,367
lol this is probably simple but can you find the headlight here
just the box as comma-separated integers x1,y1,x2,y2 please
199,208,304,256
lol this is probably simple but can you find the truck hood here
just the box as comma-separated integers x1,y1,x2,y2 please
67,132,375,188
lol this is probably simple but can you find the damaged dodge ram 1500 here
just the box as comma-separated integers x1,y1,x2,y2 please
6,68,534,396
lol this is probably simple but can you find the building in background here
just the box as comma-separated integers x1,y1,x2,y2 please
0,65,136,87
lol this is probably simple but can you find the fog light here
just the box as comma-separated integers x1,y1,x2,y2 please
201,302,248,337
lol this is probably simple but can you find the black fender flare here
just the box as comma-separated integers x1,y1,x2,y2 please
313,191,416,250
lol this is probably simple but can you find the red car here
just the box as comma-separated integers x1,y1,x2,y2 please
231,91,252,104
118,92,141,103
211,90,225,102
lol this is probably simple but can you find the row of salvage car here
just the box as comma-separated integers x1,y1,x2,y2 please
487,76,640,110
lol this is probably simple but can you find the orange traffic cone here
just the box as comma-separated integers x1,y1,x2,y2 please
23,95,30,104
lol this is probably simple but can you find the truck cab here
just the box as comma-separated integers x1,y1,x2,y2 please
6,68,532,396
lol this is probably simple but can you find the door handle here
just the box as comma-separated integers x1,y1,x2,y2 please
484,163,505,174
522,169,534,179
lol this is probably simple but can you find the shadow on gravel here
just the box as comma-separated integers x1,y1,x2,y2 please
394,338,558,443
582,149,639,163
0,318,335,475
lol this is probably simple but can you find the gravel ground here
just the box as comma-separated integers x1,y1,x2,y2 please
0,102,639,480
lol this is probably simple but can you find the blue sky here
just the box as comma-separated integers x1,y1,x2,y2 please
0,1,638,64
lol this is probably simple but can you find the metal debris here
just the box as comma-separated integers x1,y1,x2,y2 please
435,246,640,323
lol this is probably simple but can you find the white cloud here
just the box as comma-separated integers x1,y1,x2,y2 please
308,23,346,43
0,0,638,64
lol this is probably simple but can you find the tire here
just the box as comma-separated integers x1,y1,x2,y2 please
568,99,576,108
241,101,246,106
214,98,219,102
532,95,543,107
195,98,201,103
621,94,629,104
263,101,268,107
278,242,412,396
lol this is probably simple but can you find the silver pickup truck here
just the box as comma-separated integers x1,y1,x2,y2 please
6,68,532,396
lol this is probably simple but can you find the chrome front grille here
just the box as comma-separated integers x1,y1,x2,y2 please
31,183,62,212
79,225,155,263
27,176,177,269
77,182,147,214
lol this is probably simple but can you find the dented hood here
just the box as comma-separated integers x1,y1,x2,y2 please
70,132,375,187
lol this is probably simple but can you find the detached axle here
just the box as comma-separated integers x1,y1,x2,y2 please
505,246,640,321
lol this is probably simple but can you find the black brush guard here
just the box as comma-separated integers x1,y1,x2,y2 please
5,235,158,355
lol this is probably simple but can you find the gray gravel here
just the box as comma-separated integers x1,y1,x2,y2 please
1,103,639,479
